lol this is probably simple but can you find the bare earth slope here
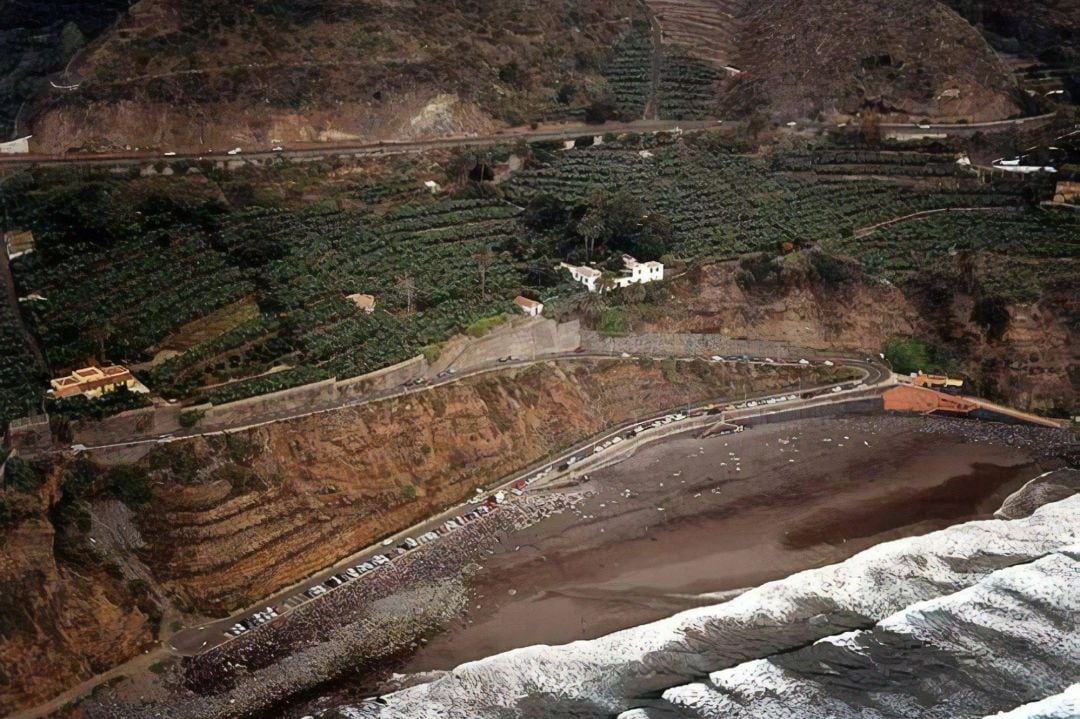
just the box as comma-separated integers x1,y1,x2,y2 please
720,0,1019,121
128,359,823,615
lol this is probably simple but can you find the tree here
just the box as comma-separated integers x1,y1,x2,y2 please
473,248,494,298
576,189,669,261
396,273,416,315
860,111,882,145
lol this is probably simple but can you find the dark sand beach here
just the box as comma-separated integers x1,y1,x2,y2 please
400,415,1035,674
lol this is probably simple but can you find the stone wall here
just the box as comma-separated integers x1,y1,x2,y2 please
6,415,51,453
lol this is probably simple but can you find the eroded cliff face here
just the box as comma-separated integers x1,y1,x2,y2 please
124,359,824,615
0,467,152,715
640,262,1075,413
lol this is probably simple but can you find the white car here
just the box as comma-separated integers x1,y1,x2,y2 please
227,147,242,155
163,151,177,157
798,359,810,365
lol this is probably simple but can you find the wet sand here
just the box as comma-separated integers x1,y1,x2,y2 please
399,415,1036,674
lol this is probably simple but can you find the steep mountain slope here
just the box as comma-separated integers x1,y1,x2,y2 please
0,462,152,716
720,0,1019,121
20,0,1034,150
26,0,637,152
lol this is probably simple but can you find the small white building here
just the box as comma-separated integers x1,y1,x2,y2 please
560,255,663,293
513,295,544,317
560,262,602,292
615,254,663,288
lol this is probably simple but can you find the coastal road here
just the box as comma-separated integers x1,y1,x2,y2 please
0,119,722,170
0,112,1057,171
166,356,891,656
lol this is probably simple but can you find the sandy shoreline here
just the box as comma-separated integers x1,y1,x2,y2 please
286,415,1041,715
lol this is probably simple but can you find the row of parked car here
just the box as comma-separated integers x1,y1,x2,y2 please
222,481,539,638
227,606,279,636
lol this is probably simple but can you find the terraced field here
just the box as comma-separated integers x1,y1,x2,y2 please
150,199,526,402
658,46,723,119
1,140,1059,415
506,142,1029,259
824,210,1080,303
647,0,745,66
0,276,44,424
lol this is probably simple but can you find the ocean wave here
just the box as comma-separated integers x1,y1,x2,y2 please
659,547,1079,717
327,494,1080,719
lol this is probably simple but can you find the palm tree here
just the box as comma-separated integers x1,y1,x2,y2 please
473,248,494,298
395,273,416,315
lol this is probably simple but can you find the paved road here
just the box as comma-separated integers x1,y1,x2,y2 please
0,119,722,170
167,356,890,656
1,112,1056,171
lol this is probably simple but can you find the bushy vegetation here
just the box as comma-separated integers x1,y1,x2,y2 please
3,135,1069,413
0,285,46,426
884,337,943,375
827,210,1079,303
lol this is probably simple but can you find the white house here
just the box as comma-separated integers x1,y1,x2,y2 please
561,255,663,293
615,254,663,288
513,295,544,316
560,262,602,292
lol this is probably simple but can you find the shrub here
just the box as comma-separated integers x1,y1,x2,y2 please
597,308,629,336
108,466,152,506
660,358,679,383
465,314,510,338
400,484,417,500
884,337,936,375
178,410,204,428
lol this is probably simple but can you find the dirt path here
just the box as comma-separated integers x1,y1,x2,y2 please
853,206,1014,238
5,648,168,719
641,0,664,120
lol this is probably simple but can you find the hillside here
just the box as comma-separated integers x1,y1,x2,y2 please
25,0,637,152
3,132,1075,425
0,0,129,139
15,0,1042,151
0,358,829,712
719,0,1020,122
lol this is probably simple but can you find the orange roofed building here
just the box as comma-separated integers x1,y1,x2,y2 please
49,365,145,399
513,295,544,316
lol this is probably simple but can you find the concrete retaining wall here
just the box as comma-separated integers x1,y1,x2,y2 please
72,404,182,446
337,356,428,398
581,331,808,359
199,378,338,429
436,318,581,372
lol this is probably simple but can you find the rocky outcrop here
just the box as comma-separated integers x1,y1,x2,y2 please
0,467,152,715
635,261,1074,413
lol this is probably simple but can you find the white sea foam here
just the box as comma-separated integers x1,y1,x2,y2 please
982,684,1080,718
331,495,1080,719
659,548,1079,717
